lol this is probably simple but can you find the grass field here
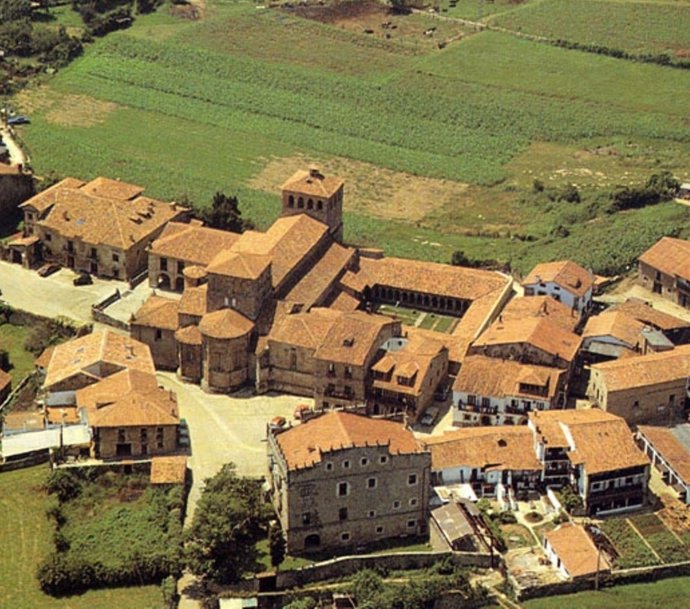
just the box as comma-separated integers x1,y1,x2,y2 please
0,466,162,609
15,0,690,275
376,304,459,333
0,323,36,384
523,576,690,609
491,0,690,56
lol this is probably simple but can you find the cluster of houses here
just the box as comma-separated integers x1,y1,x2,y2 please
4,167,690,582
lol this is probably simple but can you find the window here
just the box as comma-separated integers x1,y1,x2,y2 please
112,253,119,262
343,460,351,469
367,477,377,489
177,260,185,273
337,482,349,497
160,258,168,271
90,247,97,258
481,397,490,408
467,395,476,406
368,510,376,518
302,512,311,526
339,507,348,521
345,365,353,379
340,532,350,542
409,498,418,507
379,455,388,465
328,363,336,376
408,474,418,486
375,526,384,535
45,233,52,242
155,329,162,341
393,500,401,510
407,519,417,529
360,457,369,467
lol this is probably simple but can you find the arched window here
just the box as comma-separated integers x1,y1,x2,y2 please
288,195,294,208
298,197,304,209
317,200,323,210
307,198,314,210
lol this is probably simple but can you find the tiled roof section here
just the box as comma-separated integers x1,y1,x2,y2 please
35,346,55,369
206,250,271,279
45,331,155,389
87,383,179,428
638,424,690,483
183,265,208,281
523,260,594,297
406,327,468,367
314,311,398,366
639,237,690,282
268,308,343,350
281,168,343,198
80,177,144,200
545,524,610,578
199,308,254,340
529,408,617,448
76,368,159,411
0,369,10,392
591,344,690,391
583,310,646,349
275,411,423,470
35,184,185,249
424,426,541,472
284,242,355,308
46,406,81,425
178,284,208,318
175,325,202,345
150,456,187,485
472,317,581,362
3,410,45,432
328,290,361,312
131,294,179,331
453,356,564,401
151,221,240,266
345,257,509,302
500,296,579,332
609,298,690,331
19,177,86,213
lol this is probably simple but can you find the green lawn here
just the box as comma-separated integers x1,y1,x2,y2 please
0,323,36,385
523,576,690,609
0,466,162,609
599,517,658,568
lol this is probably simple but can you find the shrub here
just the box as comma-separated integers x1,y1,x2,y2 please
45,469,82,503
497,511,518,524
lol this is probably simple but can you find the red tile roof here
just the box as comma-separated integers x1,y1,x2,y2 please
523,260,594,297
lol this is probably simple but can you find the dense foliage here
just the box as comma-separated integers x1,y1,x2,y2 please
196,192,254,233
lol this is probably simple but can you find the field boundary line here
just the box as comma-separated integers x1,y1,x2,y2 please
627,518,662,562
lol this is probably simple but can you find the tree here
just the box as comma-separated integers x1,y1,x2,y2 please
450,250,471,267
268,521,285,569
185,463,266,584
351,569,385,606
199,192,254,234
0,349,10,372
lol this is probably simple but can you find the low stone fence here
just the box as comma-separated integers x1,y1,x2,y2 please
0,370,39,414
273,550,494,590
91,289,128,331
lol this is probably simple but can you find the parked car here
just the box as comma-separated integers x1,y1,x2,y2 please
73,271,93,286
37,263,60,277
293,403,311,420
434,383,451,402
178,418,190,448
7,115,30,126
270,416,287,430
420,407,440,427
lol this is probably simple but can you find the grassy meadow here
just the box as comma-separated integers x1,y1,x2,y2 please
14,0,690,274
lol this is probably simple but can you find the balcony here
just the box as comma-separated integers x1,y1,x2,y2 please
457,402,498,415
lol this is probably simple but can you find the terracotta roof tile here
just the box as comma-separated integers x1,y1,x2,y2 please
198,308,254,340
80,177,144,200
178,284,208,318
424,426,542,472
150,456,187,484
281,168,343,198
637,424,690,483
545,524,610,578
35,346,55,369
175,325,202,345
500,296,579,332
76,368,159,410
131,294,179,331
0,369,11,392
639,237,690,282
523,260,594,297
20,177,86,213
583,310,646,349
87,383,179,428
609,298,690,331
274,411,424,470
151,221,240,266
268,308,343,350
206,251,271,279
328,290,361,312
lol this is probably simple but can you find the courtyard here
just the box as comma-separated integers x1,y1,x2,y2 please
377,303,460,334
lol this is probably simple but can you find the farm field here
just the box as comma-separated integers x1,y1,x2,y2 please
491,0,690,57
15,0,690,275
0,466,162,609
523,576,690,609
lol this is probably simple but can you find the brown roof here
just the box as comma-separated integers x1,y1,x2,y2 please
500,296,579,332
639,237,690,282
31,181,185,249
529,408,620,448
424,426,542,472
314,310,398,366
545,524,610,578
268,308,343,351
35,346,55,369
150,221,240,266
281,167,343,198
590,344,690,392
275,411,424,470
609,298,690,331
0,369,10,392
328,290,361,312
131,294,179,331
150,456,187,484
20,177,86,213
472,317,581,363
206,250,271,279
87,383,179,428
46,406,81,425
76,368,159,411
79,176,144,200
583,310,645,349
3,410,44,432
453,356,564,402
523,260,594,297
175,324,202,345
178,284,208,318
198,308,254,340
284,242,354,308
343,256,509,302
637,425,690,483
44,331,155,389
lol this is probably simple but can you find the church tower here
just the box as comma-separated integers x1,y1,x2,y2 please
280,166,344,242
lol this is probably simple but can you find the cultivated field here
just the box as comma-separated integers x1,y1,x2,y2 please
0,466,162,609
15,0,690,275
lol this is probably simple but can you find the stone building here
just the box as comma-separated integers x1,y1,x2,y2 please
130,295,180,370
19,177,188,281
522,260,594,315
638,237,690,308
588,345,690,425
267,411,430,555
636,424,690,504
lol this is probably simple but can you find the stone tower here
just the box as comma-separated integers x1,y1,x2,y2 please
280,166,344,242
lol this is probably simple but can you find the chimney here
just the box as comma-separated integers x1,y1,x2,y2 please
308,165,321,179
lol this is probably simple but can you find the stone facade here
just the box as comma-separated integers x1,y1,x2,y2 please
93,424,178,459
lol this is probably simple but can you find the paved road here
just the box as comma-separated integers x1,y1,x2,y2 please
0,126,27,166
0,260,124,323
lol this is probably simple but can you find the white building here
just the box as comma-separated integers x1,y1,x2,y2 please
522,260,594,315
